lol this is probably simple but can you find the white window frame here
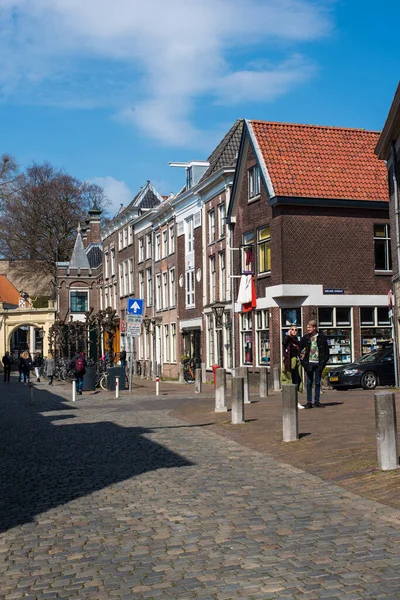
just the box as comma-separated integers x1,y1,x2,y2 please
248,165,260,200
169,268,175,307
110,247,115,276
139,271,144,301
185,269,195,307
123,228,128,248
162,271,168,309
128,225,133,246
146,233,152,259
207,314,215,368
119,263,124,297
171,323,177,362
128,259,134,294
256,309,270,366
186,217,194,254
123,261,128,297
162,230,168,258
146,268,152,307
156,274,162,311
104,251,109,279
155,233,161,261
169,224,175,254
374,224,392,272
209,255,216,303
70,289,89,313
217,203,226,239
218,252,225,301
118,231,123,251
163,324,170,362
138,237,144,262
208,210,215,243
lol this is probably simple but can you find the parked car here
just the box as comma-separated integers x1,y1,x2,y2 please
327,346,395,390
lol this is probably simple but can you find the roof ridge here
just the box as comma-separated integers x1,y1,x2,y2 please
250,120,381,135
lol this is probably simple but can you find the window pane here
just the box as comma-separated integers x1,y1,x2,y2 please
360,307,374,325
374,224,387,237
258,226,270,241
374,240,387,270
282,308,301,327
258,243,271,273
336,307,351,325
377,307,390,325
243,231,254,245
319,307,333,325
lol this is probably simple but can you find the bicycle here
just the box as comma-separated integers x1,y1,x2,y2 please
183,358,195,383
99,365,129,391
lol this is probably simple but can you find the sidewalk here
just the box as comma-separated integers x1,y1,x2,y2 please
170,385,400,511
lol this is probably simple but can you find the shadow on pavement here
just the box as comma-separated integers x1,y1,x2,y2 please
0,383,194,533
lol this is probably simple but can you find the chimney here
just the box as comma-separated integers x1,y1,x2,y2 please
87,203,102,244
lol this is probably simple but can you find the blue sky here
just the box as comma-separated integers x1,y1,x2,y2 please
0,0,399,215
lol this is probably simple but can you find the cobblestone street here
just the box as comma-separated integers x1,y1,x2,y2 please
2,379,400,599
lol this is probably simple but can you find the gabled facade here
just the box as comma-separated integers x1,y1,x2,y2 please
228,120,391,370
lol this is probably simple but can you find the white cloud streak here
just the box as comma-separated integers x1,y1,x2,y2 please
0,0,333,145
91,176,133,216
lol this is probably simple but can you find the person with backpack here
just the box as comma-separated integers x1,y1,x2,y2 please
69,351,86,395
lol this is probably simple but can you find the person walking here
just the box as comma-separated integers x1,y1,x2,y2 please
33,351,43,382
69,351,86,395
2,351,12,383
119,347,127,368
281,325,304,409
45,353,55,385
300,320,330,408
20,351,32,385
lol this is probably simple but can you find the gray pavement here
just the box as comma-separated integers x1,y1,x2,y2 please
2,379,400,599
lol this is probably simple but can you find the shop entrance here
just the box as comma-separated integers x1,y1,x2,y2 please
9,325,44,362
182,329,201,368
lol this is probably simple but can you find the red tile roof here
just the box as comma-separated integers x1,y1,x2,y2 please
0,274,20,306
250,121,388,201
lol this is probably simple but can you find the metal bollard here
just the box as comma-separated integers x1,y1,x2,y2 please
195,369,202,394
156,375,160,396
115,376,119,398
375,391,399,471
29,382,33,405
282,383,299,442
231,377,245,424
72,379,76,403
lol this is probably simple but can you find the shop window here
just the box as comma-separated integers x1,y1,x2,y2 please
360,306,392,354
318,307,352,364
257,226,271,274
374,224,392,271
240,313,253,365
241,231,254,274
256,309,270,365
281,308,302,341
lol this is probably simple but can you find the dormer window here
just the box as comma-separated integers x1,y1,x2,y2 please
186,167,193,190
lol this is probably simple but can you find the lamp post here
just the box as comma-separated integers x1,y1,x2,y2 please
212,302,225,367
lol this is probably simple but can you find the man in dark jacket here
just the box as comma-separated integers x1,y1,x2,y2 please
69,351,87,395
2,351,12,382
300,320,330,408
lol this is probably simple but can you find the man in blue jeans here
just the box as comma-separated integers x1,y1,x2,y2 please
300,320,329,408
69,351,86,395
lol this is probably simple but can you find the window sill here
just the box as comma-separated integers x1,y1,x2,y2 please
208,241,215,247
217,237,225,243
248,194,261,204
375,270,393,276
257,272,271,279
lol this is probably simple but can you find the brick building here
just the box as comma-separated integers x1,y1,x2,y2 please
57,205,103,323
228,120,391,371
375,82,400,380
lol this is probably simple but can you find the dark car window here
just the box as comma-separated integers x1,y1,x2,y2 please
381,352,394,362
357,350,387,364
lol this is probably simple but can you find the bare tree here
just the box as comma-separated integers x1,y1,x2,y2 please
0,162,107,291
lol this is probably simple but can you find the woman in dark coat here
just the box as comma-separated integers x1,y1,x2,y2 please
20,351,32,385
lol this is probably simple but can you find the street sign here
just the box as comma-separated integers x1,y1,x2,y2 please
126,318,142,337
126,314,143,324
127,298,144,316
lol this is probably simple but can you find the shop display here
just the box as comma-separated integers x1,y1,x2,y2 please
324,328,352,364
361,327,392,354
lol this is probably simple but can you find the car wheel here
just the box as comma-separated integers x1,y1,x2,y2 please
361,371,377,390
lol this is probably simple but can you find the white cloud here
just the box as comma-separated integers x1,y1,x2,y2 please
91,176,133,216
0,0,333,145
